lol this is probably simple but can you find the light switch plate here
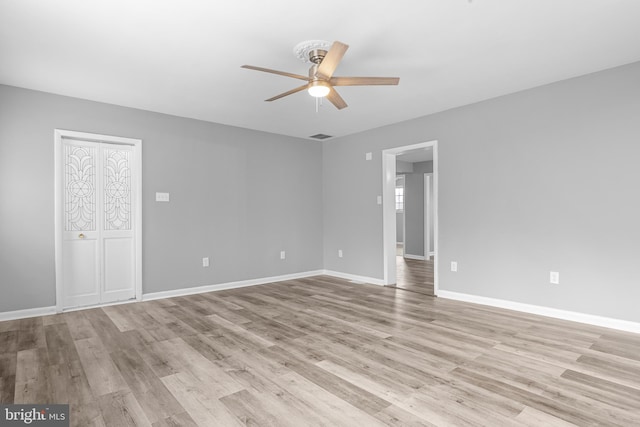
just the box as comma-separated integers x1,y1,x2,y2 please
365,152,372,161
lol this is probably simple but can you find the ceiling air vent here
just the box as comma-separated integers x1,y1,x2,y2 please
309,133,333,140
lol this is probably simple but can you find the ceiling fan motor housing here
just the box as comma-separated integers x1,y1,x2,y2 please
308,49,327,64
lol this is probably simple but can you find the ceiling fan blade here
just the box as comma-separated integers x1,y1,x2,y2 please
241,65,309,81
316,41,349,80
329,76,400,86
326,87,348,110
265,84,309,102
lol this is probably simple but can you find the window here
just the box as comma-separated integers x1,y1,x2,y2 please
395,187,404,212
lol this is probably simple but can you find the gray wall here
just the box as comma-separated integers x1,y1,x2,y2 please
396,160,413,173
323,61,640,323
396,212,404,244
413,161,433,174
403,173,424,257
0,85,323,312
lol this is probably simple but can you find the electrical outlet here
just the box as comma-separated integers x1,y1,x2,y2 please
338,249,343,258
377,195,382,205
280,251,286,260
450,261,458,272
202,257,209,267
155,192,170,202
550,271,559,284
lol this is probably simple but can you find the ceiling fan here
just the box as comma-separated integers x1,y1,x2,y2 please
241,40,399,110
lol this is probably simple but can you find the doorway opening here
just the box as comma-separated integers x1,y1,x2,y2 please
54,129,142,312
382,140,438,296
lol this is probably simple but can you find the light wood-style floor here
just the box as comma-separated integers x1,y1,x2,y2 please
2,276,640,426
394,256,435,296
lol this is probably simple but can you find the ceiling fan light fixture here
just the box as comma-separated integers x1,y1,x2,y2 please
308,81,330,98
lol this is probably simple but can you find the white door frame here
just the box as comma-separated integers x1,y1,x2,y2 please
424,173,432,260
54,129,142,312
382,140,438,294
395,174,406,257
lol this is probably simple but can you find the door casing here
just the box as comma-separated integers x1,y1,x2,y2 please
382,140,438,293
54,129,142,312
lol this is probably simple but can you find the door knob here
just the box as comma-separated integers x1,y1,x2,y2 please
79,233,85,239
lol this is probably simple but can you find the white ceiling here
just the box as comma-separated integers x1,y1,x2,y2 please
2,1,639,140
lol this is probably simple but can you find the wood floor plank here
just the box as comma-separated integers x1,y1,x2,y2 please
102,304,139,332
450,366,622,426
160,371,244,427
151,411,198,427
217,351,345,426
44,323,81,366
49,360,104,426
374,404,438,427
260,345,392,415
179,334,228,364
0,353,16,378
0,330,18,353
559,369,640,410
515,406,580,427
541,381,640,426
0,319,20,333
219,388,303,427
0,374,15,403
48,360,94,406
274,371,388,427
74,337,129,397
206,313,275,348
64,311,98,341
97,389,152,427
14,348,52,404
17,317,46,351
148,338,245,397
109,348,186,424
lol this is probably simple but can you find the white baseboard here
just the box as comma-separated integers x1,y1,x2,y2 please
438,290,640,334
322,270,385,286
142,270,325,301
0,270,326,321
0,306,57,322
404,254,426,261
62,298,140,314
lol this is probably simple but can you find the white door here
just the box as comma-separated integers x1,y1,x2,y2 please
59,137,137,309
